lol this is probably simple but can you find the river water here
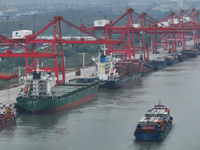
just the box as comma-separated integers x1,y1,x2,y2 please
1,57,200,150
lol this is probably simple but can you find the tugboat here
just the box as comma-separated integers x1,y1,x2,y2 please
92,46,142,89
0,103,17,129
16,63,99,114
134,102,173,141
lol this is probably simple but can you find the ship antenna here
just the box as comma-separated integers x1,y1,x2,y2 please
159,99,161,105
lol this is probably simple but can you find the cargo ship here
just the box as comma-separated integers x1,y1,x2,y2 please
150,57,167,71
134,103,173,141
0,103,17,129
16,66,99,114
166,55,179,66
92,53,142,90
181,49,198,58
142,63,154,76
177,53,185,62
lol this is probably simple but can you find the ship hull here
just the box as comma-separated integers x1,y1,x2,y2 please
16,82,99,113
150,58,167,71
134,122,172,141
99,73,142,90
166,59,179,66
184,54,197,58
152,63,166,71
0,115,17,129
182,50,198,58
142,68,153,76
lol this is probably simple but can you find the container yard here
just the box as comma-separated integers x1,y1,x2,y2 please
0,6,200,150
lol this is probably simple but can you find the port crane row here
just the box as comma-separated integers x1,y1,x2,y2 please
0,8,200,84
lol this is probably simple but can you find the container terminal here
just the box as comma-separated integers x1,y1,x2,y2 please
0,8,199,110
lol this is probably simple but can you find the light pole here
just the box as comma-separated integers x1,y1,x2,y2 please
78,52,87,68
19,66,21,84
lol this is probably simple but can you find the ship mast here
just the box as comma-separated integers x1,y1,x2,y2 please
100,44,108,56
36,60,40,73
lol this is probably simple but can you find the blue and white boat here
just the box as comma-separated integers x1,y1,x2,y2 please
92,46,142,90
151,57,167,70
166,55,179,66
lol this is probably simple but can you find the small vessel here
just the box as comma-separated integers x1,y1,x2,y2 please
166,55,179,66
177,52,185,62
0,103,17,129
134,102,173,141
181,49,198,58
192,45,200,53
150,57,167,71
142,63,154,76
16,64,99,114
92,53,142,90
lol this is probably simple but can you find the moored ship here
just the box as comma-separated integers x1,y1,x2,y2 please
166,55,179,66
92,53,142,90
141,62,154,76
134,103,173,141
0,103,17,129
16,67,99,114
181,49,198,58
150,57,167,71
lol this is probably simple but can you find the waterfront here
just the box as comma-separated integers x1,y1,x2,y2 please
0,57,200,150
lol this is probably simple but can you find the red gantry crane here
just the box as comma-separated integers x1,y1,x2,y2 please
0,8,199,82
152,9,200,53
0,16,119,84
82,8,186,61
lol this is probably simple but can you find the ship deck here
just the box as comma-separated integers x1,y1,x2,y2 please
52,84,88,96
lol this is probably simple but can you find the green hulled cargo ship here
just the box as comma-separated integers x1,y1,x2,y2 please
16,71,99,113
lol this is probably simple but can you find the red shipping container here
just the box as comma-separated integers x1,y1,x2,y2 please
165,109,170,115
148,127,155,134
157,120,163,126
147,126,155,130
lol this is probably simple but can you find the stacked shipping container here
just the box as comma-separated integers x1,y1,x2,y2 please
138,108,170,134
114,59,142,79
